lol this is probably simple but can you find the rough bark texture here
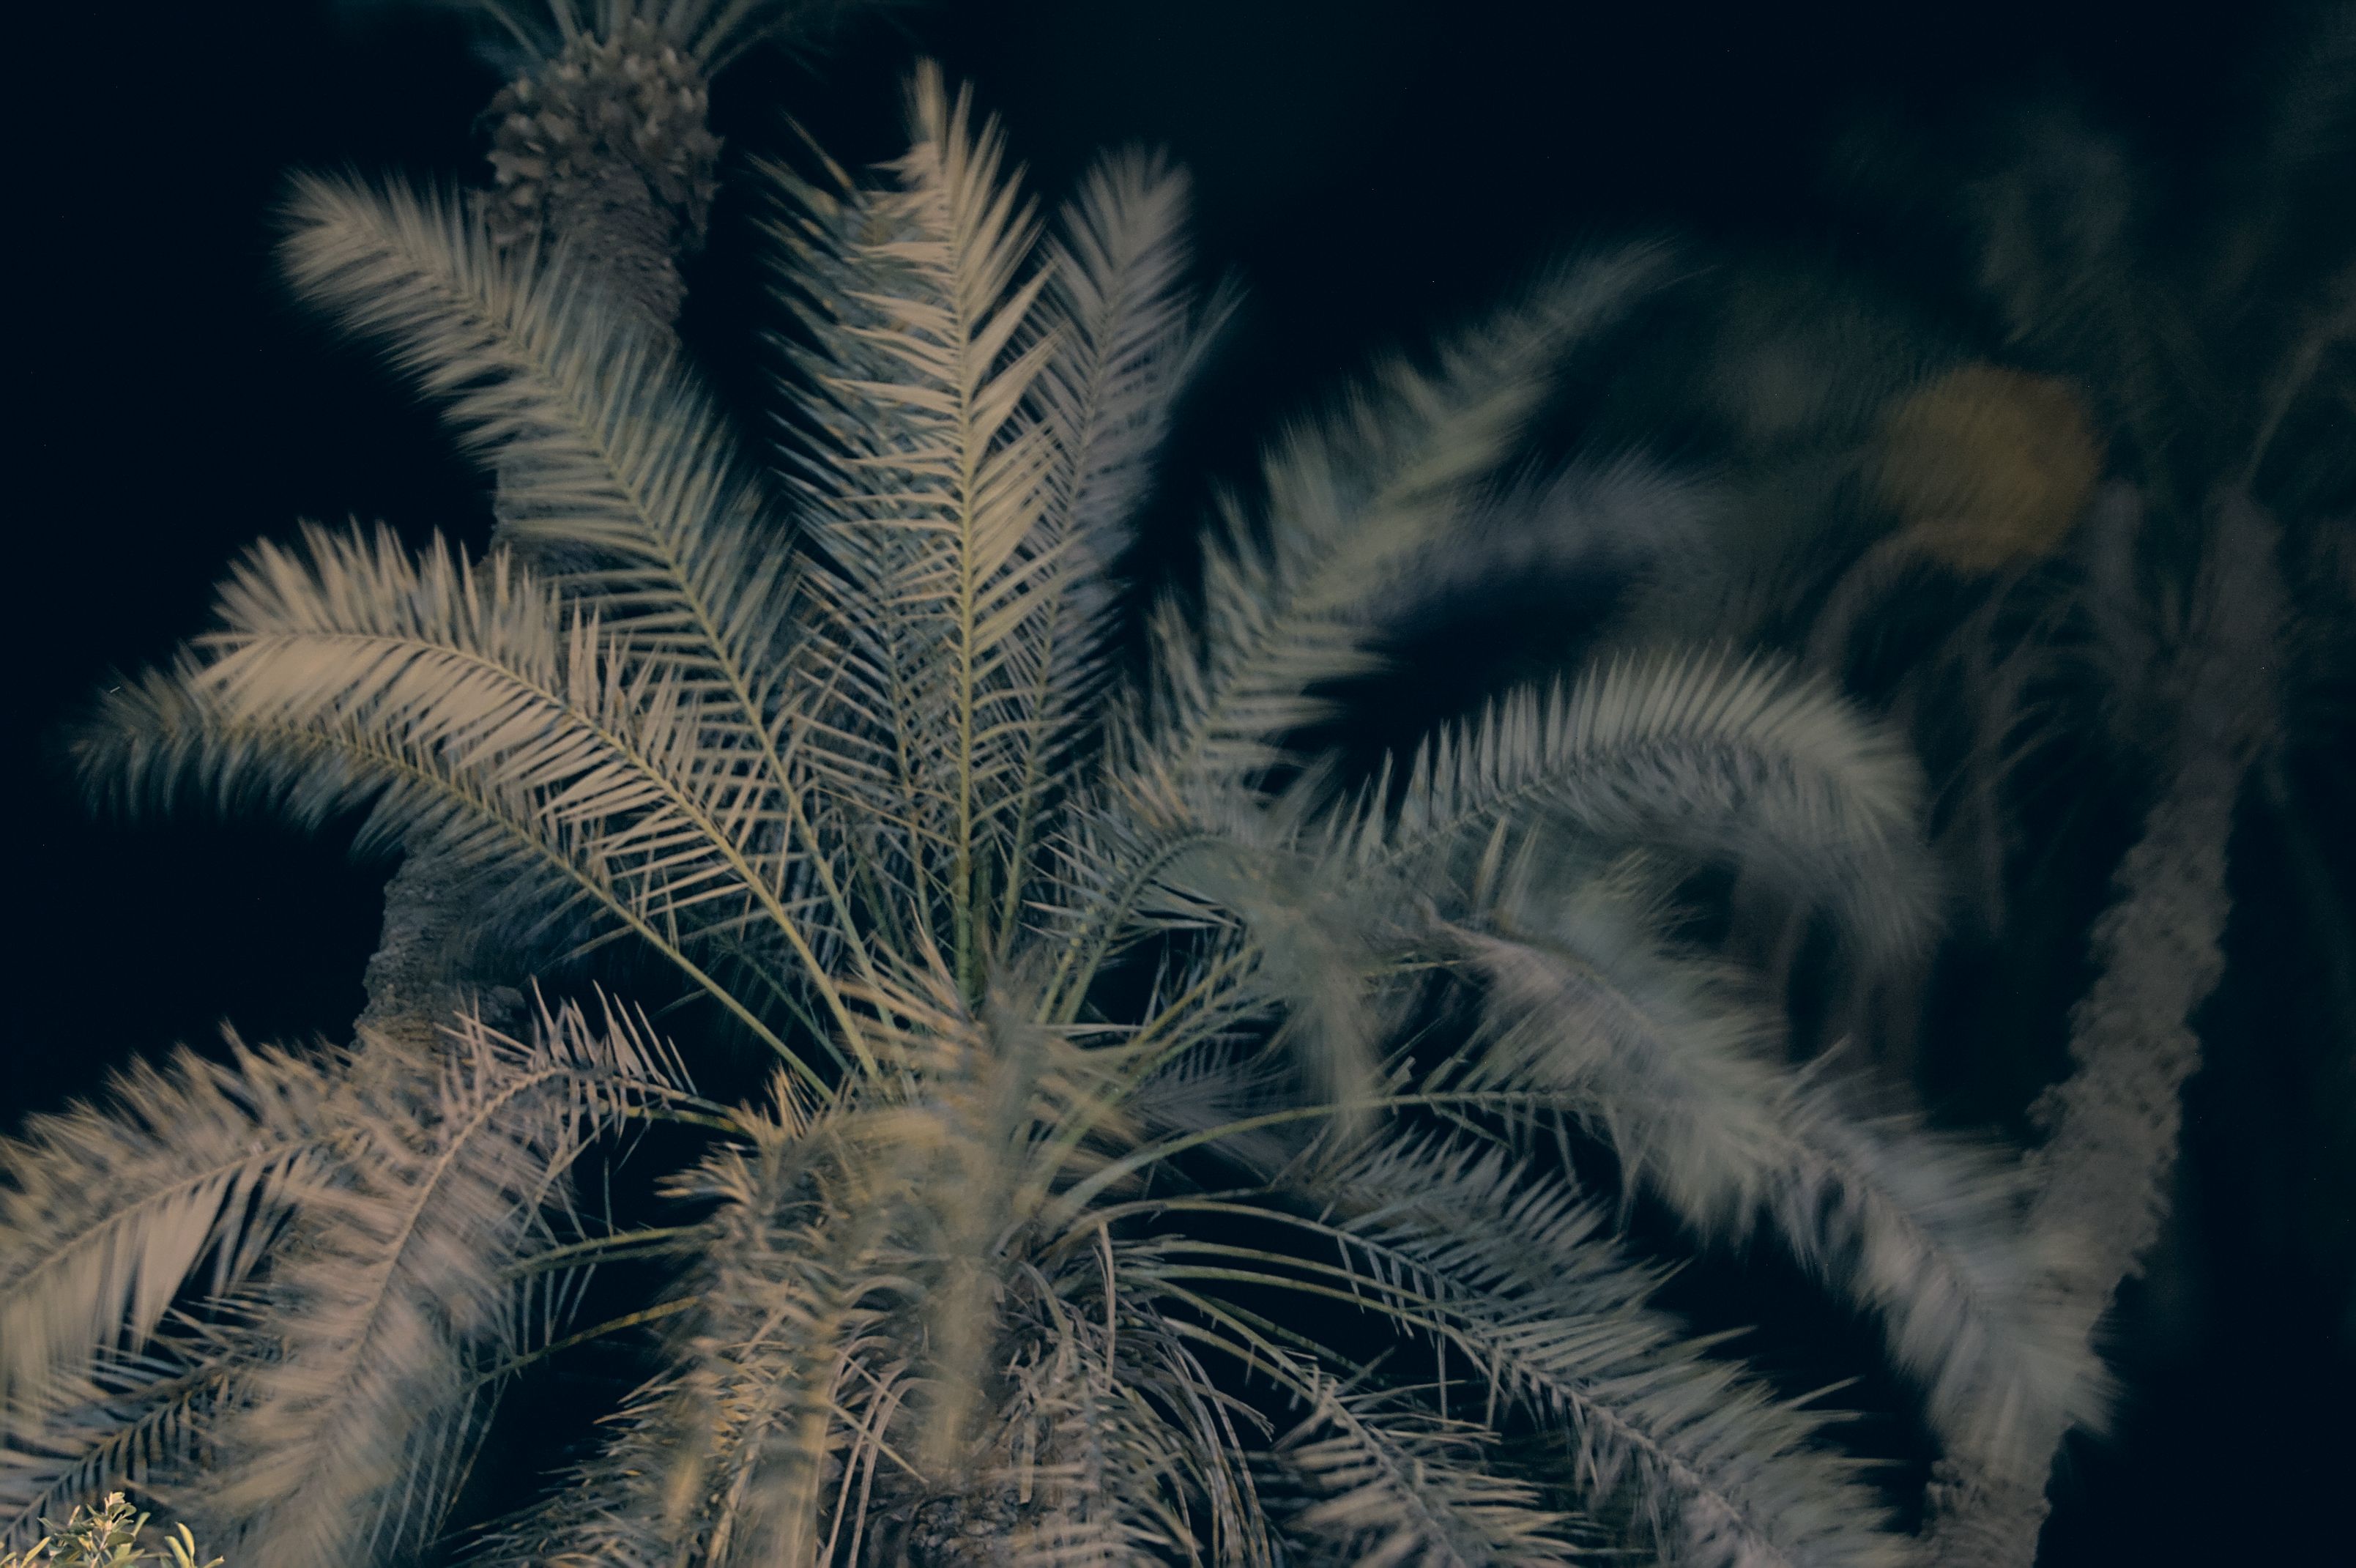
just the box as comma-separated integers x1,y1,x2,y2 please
357,19,713,1052
1919,746,2238,1567
1920,501,2284,1567
482,15,721,327
357,855,527,1051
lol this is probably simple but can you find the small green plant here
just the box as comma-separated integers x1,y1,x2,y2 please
0,1495,220,1568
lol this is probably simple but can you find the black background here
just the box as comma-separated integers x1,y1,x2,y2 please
12,1,2349,1561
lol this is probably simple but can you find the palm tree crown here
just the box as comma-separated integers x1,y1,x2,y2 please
7,64,2101,1567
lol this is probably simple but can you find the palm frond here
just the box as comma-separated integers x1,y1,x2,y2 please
1356,456,1722,634
1457,902,2106,1468
77,526,850,1077
1318,1137,1909,1568
992,1267,1272,1567
1149,821,1396,1121
455,1386,679,1567
280,177,826,808
781,64,1071,994
1273,1377,1594,1567
211,1000,685,1568
1340,649,1936,964
40,48,2142,1565
1127,248,1671,797
280,173,872,996
1036,148,1218,573
533,1071,916,1568
984,149,1225,952
0,1332,237,1550
0,1043,335,1448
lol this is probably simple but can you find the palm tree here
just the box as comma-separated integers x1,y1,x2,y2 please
1886,84,2346,1568
1545,26,2351,1563
461,0,911,322
6,64,2097,1567
354,0,910,1062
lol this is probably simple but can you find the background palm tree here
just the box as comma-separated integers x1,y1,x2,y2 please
5,59,2095,1567
1479,22,2353,1562
1862,71,2349,1567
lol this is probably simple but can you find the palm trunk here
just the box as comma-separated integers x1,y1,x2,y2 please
355,12,718,1052
357,855,524,1051
1920,501,2283,1567
479,13,721,329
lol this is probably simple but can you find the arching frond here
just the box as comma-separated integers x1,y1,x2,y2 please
1273,1377,1594,1567
283,175,762,584
1318,1138,1908,1568
78,526,850,1077
280,177,828,850
1128,248,1670,796
1356,456,1722,633
1338,649,1936,963
211,1000,686,1568
1455,896,2106,1469
0,1043,336,1449
0,1331,237,1550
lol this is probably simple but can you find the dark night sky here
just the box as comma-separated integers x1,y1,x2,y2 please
11,1,2348,1561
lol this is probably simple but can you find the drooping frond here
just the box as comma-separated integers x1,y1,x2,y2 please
1450,877,1794,1234
77,526,851,1077
0,1330,237,1550
489,1001,1074,1567
1454,892,2106,1468
0,1042,336,1448
1316,1138,1909,1568
1338,649,1936,963
474,957,1290,1565
210,1000,686,1568
1128,247,1670,796
639,1087,924,1567
1272,1378,1594,1567
1355,456,1722,634
990,1264,1274,1567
